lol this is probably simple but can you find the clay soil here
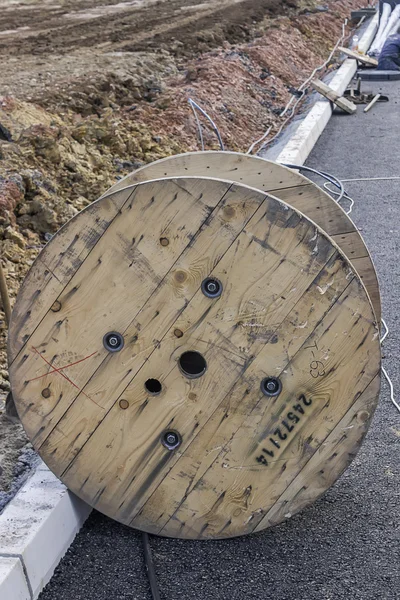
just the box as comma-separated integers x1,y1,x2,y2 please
0,0,362,495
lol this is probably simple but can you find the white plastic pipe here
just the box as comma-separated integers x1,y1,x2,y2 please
387,15,400,38
376,4,400,53
369,2,392,54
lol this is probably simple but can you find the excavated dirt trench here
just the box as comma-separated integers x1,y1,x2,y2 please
0,0,362,495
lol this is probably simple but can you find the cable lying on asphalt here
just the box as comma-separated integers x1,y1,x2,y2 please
380,319,399,413
142,532,161,600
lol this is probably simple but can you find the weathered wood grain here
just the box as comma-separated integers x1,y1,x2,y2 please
8,189,133,363
311,79,357,114
103,152,381,324
9,177,381,540
10,178,232,444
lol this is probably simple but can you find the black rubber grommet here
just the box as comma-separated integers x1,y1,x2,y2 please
161,430,182,451
261,377,282,397
103,331,124,353
201,277,223,299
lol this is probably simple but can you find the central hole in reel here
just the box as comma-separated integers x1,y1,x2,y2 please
178,351,207,379
145,378,162,395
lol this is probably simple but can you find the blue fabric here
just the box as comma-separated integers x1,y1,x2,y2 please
378,34,400,70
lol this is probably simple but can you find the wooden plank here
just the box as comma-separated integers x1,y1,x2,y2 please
364,93,381,113
311,79,357,114
102,152,381,323
330,230,369,259
352,255,381,323
9,177,381,540
338,46,378,67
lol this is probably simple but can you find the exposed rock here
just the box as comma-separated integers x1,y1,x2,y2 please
4,226,25,248
0,175,25,223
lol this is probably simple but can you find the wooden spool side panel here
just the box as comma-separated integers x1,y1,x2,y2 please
9,178,381,540
50,205,379,538
103,151,312,196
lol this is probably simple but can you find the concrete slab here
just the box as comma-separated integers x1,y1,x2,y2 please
0,463,91,600
0,557,31,600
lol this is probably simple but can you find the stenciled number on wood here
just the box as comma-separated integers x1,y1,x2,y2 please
256,394,313,466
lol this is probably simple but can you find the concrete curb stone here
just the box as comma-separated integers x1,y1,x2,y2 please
0,461,91,599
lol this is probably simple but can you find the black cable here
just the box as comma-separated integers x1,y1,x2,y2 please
281,162,345,202
142,532,161,600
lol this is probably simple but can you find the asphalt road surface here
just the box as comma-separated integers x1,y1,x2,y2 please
39,79,400,600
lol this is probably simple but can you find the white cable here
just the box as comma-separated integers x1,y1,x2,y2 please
341,176,400,182
382,367,400,413
380,319,399,414
247,19,348,155
380,318,389,344
323,181,354,214
247,127,272,156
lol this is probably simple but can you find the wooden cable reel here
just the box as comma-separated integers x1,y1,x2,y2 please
9,167,381,540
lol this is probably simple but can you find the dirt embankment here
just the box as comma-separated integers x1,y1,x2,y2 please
0,0,362,494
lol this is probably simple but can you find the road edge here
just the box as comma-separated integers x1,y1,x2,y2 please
0,461,91,599
272,13,379,166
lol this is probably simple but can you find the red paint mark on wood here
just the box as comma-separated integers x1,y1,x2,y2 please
28,351,98,382
30,347,102,407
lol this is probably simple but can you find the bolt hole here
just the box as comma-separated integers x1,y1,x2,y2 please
103,331,124,352
161,430,182,450
201,277,223,298
145,378,162,395
178,351,207,379
261,377,282,397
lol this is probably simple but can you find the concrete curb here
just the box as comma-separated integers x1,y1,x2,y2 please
273,13,379,166
0,461,91,599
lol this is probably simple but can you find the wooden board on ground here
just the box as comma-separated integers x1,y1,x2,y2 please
103,151,381,323
9,177,381,540
338,46,379,67
311,79,358,114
